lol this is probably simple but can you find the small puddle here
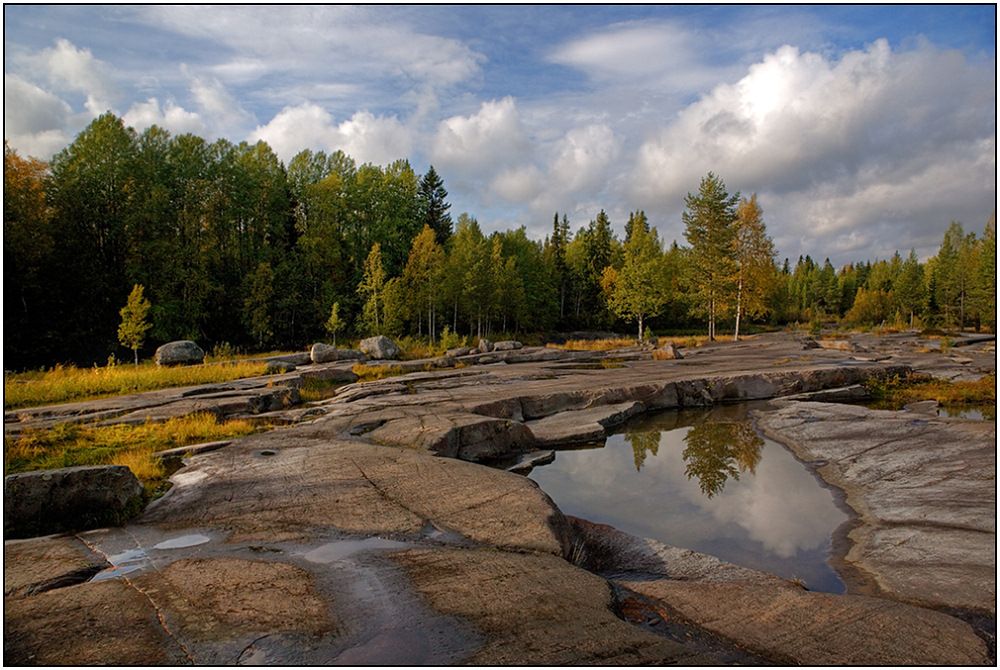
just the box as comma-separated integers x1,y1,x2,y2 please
153,534,211,550
941,406,996,421
89,534,213,582
302,537,409,564
528,402,850,594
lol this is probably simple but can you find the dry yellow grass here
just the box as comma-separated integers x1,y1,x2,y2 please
4,413,258,483
4,360,270,410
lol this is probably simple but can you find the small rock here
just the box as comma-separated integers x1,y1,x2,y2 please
479,338,495,353
494,340,523,351
434,356,458,368
155,340,205,366
658,342,684,359
904,400,940,416
359,335,402,360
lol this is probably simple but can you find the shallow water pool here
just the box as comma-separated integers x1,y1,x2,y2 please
528,402,851,593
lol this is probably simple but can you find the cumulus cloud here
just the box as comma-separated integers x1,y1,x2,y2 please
122,98,207,137
629,39,996,261
36,38,117,116
251,103,412,165
4,73,74,159
432,97,531,178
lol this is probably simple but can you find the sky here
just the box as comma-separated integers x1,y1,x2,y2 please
4,5,996,268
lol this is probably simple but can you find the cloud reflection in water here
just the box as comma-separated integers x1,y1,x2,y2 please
528,405,850,592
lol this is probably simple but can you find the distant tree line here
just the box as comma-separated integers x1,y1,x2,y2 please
4,114,996,369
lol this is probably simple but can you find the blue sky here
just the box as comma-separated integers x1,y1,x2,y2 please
4,5,996,267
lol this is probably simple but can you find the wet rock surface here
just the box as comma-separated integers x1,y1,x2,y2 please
755,400,996,614
4,331,995,664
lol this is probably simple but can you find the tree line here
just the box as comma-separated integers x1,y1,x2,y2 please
4,113,996,370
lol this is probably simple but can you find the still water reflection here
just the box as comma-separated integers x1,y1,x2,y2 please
528,402,850,593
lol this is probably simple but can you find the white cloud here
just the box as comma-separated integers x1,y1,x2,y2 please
251,103,412,166
36,38,117,116
629,39,996,261
122,98,207,137
432,97,531,178
3,73,74,159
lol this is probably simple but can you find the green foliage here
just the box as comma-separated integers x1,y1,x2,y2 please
325,302,345,347
358,243,387,334
118,284,152,365
682,172,740,340
5,113,993,370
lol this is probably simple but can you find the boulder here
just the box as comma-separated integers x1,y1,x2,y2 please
359,335,401,360
4,465,144,539
154,340,205,366
478,338,495,353
311,343,366,364
658,342,684,359
446,347,472,357
433,356,458,368
493,340,523,351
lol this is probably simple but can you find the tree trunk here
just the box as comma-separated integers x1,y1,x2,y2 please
734,276,743,342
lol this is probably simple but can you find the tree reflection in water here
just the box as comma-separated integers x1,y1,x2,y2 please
625,431,659,471
625,420,764,498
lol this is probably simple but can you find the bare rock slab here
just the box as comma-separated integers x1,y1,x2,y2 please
525,401,645,447
394,546,714,665
756,401,996,614
625,580,991,666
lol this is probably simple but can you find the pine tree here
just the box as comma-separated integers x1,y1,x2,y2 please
118,284,152,366
682,173,740,340
417,165,453,246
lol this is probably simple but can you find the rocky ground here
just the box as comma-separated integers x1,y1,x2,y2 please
4,330,996,665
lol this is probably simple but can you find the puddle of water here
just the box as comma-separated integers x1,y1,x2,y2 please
528,403,850,594
941,406,996,421
302,537,409,564
153,534,211,550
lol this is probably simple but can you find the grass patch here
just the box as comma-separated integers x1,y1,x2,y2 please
351,363,407,383
4,360,271,411
3,413,259,484
864,373,996,414
299,378,349,402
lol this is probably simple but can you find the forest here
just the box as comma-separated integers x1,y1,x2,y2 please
4,112,997,370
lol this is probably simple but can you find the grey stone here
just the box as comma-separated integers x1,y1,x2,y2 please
506,450,556,475
154,340,205,366
359,335,401,360
446,347,472,357
433,355,457,368
904,399,940,415
478,338,494,353
658,341,683,359
310,343,366,364
5,465,144,538
493,340,523,351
